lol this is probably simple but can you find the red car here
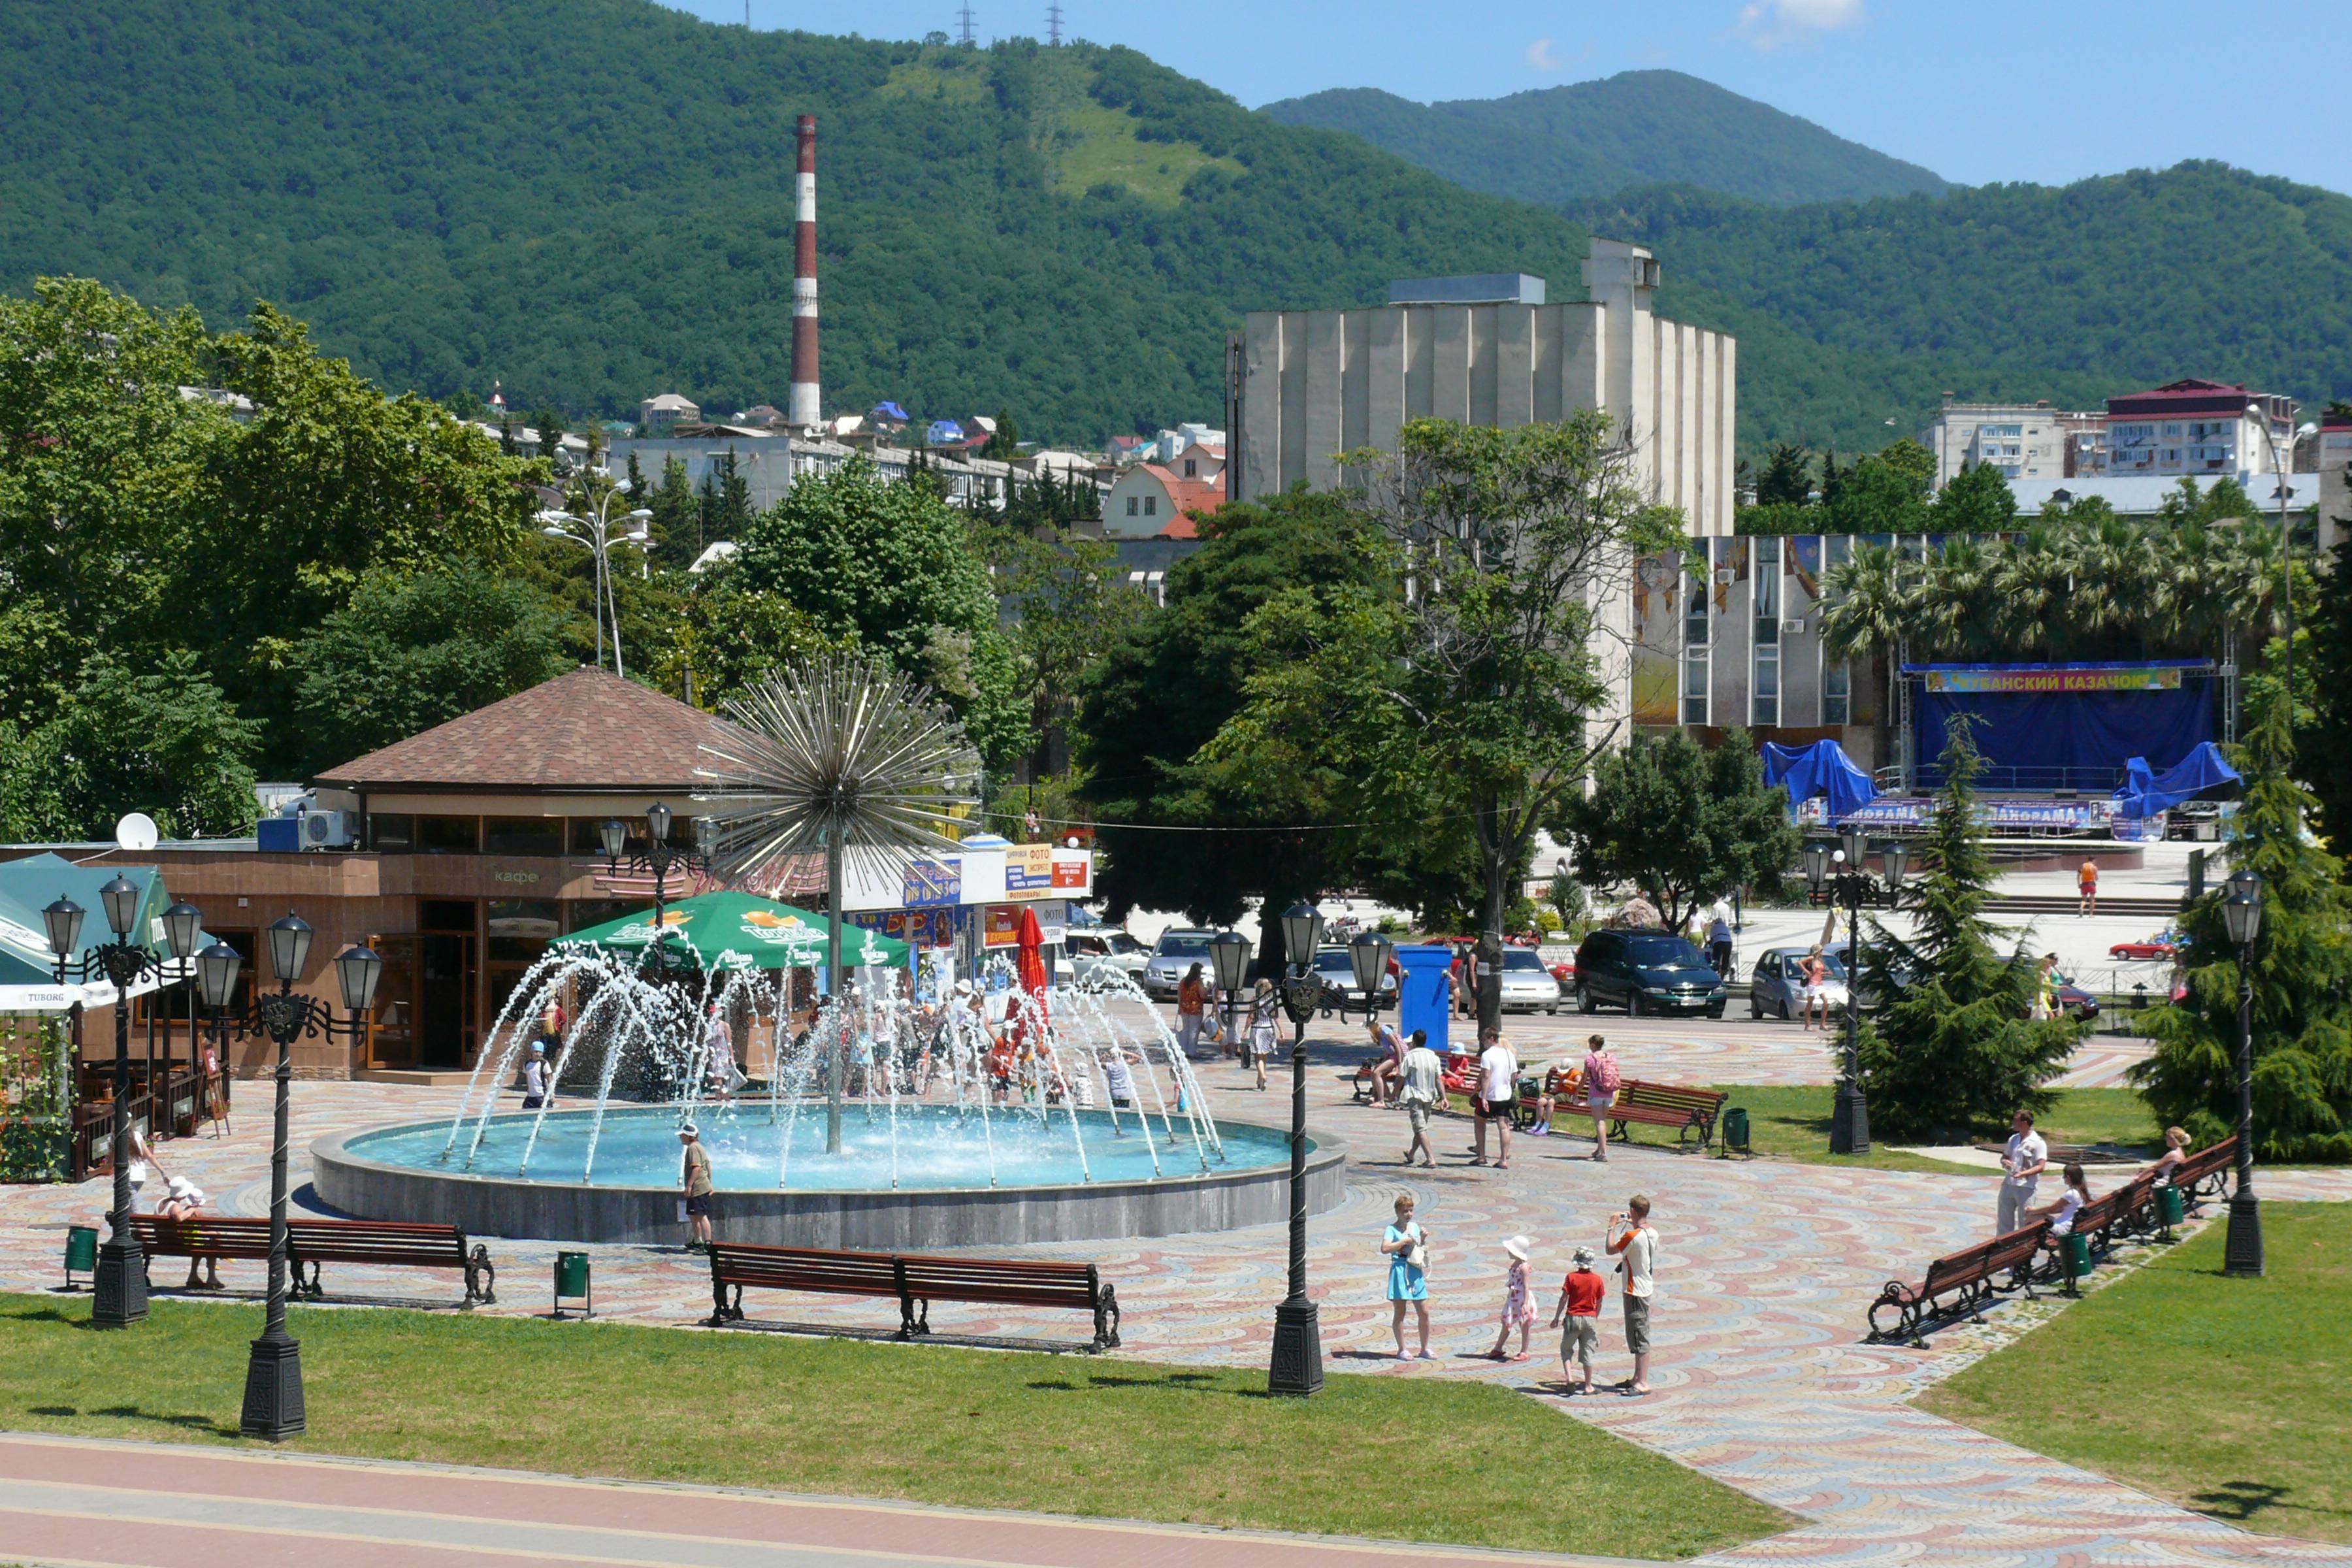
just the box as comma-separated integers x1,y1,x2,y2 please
2109,932,2181,960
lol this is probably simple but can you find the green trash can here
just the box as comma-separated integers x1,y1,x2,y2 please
1721,1105,1750,1154
2158,1183,2185,1228
553,1250,592,1319
64,1225,98,1289
2063,1230,2092,1281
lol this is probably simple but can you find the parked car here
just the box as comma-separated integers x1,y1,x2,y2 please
1832,941,2101,1022
1747,947,1851,1021
1571,929,1728,1017
2110,930,2181,961
1309,944,1399,1009
1141,928,1220,1000
1495,947,1563,1013
1067,930,1149,987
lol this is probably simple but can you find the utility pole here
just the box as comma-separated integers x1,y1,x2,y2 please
1047,3,1063,44
956,4,977,47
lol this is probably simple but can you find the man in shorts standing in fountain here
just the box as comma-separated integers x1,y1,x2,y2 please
679,1123,715,1252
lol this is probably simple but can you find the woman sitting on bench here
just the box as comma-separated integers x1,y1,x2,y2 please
160,1175,221,1291
1363,1016,1405,1106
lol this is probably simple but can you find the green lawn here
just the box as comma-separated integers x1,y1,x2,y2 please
0,1294,1785,1559
1921,1201,2351,1544
1701,1086,2160,1174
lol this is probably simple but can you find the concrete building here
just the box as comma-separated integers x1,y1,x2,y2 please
2010,474,2318,519
1923,399,2093,486
1233,237,1737,536
2316,412,2352,555
1103,463,1225,539
2104,379,2295,480
636,392,701,433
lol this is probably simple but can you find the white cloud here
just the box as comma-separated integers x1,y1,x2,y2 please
1526,37,1565,72
1738,0,1865,48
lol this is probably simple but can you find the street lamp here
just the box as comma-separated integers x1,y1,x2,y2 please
2249,405,2319,709
598,804,712,981
1268,902,1326,1397
2221,867,2264,1277
540,472,654,678
44,878,204,1328
1801,832,1907,1154
203,916,378,1439
1207,929,1250,1053
1349,930,1394,1015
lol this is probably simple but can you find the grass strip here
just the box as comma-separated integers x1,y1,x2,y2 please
1703,1085,2159,1173
1920,1201,2351,1544
0,1293,1784,1559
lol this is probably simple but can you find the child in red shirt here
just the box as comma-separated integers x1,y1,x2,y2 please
1549,1245,1607,1394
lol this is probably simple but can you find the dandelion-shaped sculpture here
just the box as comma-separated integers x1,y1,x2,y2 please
695,650,982,1151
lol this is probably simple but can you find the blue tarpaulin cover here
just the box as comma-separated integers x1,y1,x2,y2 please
871,401,910,422
1912,661,2214,786
2112,742,2241,819
1761,739,1878,821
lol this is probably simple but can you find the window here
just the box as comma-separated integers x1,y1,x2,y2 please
1126,495,1138,516
483,817,564,857
1183,459,1197,477
368,813,415,851
1681,649,1709,725
1753,559,1779,647
1823,660,1850,725
1144,495,1157,516
416,816,480,854
2163,423,2183,438
1753,645,1779,727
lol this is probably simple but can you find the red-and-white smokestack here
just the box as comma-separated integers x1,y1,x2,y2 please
788,114,820,429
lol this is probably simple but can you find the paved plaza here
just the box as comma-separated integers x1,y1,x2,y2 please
5,1004,2348,1568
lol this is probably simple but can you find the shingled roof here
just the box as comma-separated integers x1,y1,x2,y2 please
314,668,756,792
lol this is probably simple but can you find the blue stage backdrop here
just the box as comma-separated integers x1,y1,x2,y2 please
1909,662,2215,788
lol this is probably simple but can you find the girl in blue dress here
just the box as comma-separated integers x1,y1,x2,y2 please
1382,1193,1433,1360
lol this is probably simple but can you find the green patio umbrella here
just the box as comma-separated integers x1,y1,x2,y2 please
552,890,908,973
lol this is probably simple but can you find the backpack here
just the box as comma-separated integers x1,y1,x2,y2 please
1589,1051,1621,1094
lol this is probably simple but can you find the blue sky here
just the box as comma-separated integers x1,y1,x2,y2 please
666,1,2352,195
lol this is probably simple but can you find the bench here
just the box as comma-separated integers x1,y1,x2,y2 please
129,1215,497,1306
1520,1070,1725,1151
708,1241,1120,1351
2036,1178,2149,1293
1867,1220,2048,1344
2170,1134,2238,1204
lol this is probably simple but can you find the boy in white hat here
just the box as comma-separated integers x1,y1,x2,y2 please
1549,1244,1606,1392
1486,1235,1537,1361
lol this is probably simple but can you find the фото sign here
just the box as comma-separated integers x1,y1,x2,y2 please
1004,843,1056,900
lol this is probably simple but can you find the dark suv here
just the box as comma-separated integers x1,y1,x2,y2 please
1573,929,1729,1017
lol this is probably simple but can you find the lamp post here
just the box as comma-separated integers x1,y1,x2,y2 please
207,916,380,1439
2221,868,2264,1277
1801,828,1906,1155
540,474,653,678
1268,902,1327,1397
2249,406,2319,710
598,804,715,983
44,879,203,1328
1207,929,1249,1058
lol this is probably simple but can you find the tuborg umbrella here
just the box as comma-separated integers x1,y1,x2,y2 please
553,890,907,973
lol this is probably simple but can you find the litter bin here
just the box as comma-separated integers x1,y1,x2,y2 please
2158,1183,2185,1228
553,1250,592,1319
2062,1230,2091,1281
1721,1105,1750,1155
64,1226,98,1290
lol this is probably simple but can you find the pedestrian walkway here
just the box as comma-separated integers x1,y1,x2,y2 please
0,1431,1629,1568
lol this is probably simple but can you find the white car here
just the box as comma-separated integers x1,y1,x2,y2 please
1495,947,1564,1014
1068,930,1149,987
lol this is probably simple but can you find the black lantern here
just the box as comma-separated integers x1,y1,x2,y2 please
1349,930,1393,1000
336,944,385,1014
42,896,84,960
197,941,244,1010
266,914,314,985
1801,841,1831,891
646,801,674,846
1207,929,1250,994
2223,868,2263,948
99,874,141,940
162,900,203,962
598,817,629,861
1881,841,1909,890
1840,825,1867,866
1281,903,1326,970
694,814,718,856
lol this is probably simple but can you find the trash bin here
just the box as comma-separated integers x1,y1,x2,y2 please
64,1226,98,1288
2063,1230,2092,1281
2158,1183,2185,1228
553,1250,592,1319
1721,1105,1750,1154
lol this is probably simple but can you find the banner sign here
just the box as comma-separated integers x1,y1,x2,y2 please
1004,843,1056,900
982,904,1024,947
902,857,961,909
848,908,955,950
1923,666,2182,694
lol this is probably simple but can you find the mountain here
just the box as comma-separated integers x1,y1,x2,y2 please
1261,72,1949,208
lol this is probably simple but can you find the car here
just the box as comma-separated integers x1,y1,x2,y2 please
1747,947,1851,1021
1308,944,1399,1010
1495,947,1563,1013
1571,929,1728,1017
2110,931,2181,961
1831,941,2102,1022
1140,928,1220,1000
1066,930,1148,987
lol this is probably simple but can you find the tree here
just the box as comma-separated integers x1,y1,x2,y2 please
729,456,1029,768
983,523,1147,776
1330,414,1681,1027
0,651,261,841
981,409,1022,459
645,455,701,570
1854,723,2080,1140
1823,442,1931,533
2305,532,2352,849
645,571,845,712
1931,460,2017,532
697,451,755,555
287,566,575,775
1754,442,1812,508
2134,670,2352,1160
1556,728,1799,930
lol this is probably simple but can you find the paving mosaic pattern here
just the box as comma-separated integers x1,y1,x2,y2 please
5,1013,2345,1568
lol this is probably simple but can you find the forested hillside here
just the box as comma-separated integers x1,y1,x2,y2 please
1262,71,1948,208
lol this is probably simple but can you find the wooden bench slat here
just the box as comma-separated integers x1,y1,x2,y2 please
709,1241,1117,1349
123,1214,495,1307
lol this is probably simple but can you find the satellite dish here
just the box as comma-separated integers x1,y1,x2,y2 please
114,813,160,853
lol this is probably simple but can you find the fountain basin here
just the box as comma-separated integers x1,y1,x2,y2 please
313,1104,1350,1249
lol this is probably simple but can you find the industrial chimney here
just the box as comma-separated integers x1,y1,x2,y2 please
788,114,820,429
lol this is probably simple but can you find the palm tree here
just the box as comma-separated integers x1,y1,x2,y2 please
1821,543,1916,783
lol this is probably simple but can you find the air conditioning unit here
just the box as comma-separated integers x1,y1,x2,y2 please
1779,618,1807,636
1713,568,1734,587
301,810,357,850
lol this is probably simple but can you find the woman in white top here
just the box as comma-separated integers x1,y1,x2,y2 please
1245,979,1279,1091
2038,1162,2093,1235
